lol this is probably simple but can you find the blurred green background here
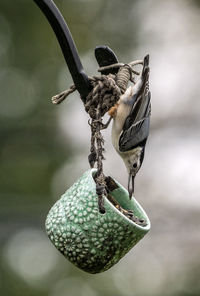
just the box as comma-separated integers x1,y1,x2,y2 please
1,0,200,295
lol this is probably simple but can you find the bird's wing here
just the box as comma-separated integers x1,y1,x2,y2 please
119,55,151,152
119,107,150,152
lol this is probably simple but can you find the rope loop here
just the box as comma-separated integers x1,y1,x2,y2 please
85,74,121,119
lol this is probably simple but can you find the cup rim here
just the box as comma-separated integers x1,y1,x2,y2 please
89,168,151,232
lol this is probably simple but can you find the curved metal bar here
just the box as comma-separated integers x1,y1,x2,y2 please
33,0,92,102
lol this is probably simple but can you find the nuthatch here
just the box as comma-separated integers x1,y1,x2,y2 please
108,55,151,198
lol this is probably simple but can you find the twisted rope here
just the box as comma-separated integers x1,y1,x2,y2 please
52,61,143,213
85,74,121,118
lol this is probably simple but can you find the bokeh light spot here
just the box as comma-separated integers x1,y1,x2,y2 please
0,68,38,118
4,228,60,288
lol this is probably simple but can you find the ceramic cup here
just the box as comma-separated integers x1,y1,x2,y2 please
45,169,150,273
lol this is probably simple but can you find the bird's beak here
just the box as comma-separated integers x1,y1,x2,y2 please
128,173,135,199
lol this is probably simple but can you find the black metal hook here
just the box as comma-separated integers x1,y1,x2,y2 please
33,0,92,102
33,0,120,103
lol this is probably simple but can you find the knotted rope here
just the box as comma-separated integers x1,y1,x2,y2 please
52,61,143,213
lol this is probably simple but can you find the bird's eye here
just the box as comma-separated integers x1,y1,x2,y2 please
133,162,137,168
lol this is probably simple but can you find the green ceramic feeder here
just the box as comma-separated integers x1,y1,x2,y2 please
45,169,150,274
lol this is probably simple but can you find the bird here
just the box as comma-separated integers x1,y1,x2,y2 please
108,54,151,198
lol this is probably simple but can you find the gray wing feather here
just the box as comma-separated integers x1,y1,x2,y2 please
119,115,150,152
119,54,151,152
119,92,151,152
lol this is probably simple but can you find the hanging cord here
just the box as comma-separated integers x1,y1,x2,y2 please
52,60,143,213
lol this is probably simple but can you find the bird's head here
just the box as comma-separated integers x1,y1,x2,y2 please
123,146,145,199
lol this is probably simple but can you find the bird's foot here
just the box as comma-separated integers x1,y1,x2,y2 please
100,116,112,130
88,117,112,130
